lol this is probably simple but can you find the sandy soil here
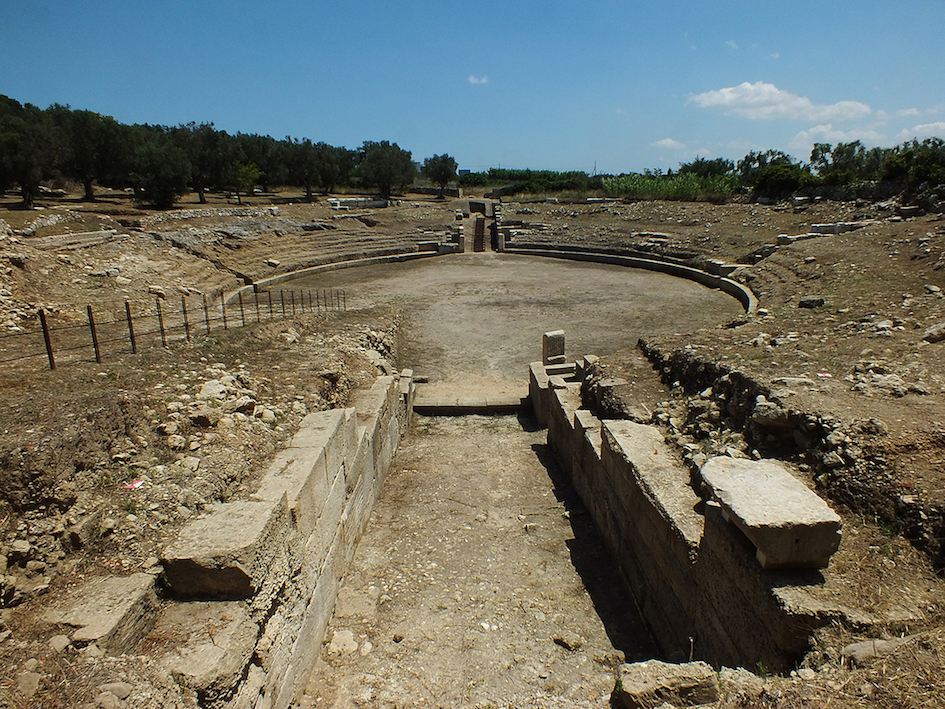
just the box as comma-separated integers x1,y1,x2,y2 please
301,414,652,709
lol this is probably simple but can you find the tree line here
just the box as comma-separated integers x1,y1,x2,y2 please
459,140,945,205
0,94,458,209
2,93,942,208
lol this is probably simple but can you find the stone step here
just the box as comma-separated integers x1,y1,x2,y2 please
43,572,158,654
160,498,291,601
413,394,527,416
699,456,842,569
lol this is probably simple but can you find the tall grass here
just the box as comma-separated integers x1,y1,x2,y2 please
602,172,740,202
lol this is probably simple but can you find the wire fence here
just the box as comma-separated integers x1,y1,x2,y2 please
0,287,347,371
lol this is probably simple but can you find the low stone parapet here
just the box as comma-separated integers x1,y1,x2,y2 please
139,371,413,708
531,345,865,671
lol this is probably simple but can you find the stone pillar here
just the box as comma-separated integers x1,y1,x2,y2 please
542,330,566,365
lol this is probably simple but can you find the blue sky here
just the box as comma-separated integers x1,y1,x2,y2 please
2,0,943,174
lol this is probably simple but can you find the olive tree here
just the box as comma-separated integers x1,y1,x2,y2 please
422,153,458,198
358,140,415,198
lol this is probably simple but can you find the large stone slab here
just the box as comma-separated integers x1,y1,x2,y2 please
603,421,704,550
614,660,718,709
252,408,354,538
161,498,290,599
154,601,258,704
700,456,841,568
44,573,157,654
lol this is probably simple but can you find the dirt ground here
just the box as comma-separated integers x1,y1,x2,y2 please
301,414,653,709
1,187,944,708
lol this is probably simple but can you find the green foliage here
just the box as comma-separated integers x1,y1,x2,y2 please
232,162,262,204
176,122,233,203
751,163,818,200
737,150,795,187
0,95,62,207
421,153,458,196
131,130,191,209
47,106,126,200
810,141,892,185
602,171,739,202
456,168,597,196
881,138,945,199
677,156,734,179
358,140,415,197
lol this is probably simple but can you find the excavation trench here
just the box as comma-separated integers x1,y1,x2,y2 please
301,412,653,707
285,254,743,706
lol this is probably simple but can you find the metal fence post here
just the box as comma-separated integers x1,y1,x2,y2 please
39,309,56,370
157,299,167,347
87,305,101,363
125,301,137,354
181,296,191,341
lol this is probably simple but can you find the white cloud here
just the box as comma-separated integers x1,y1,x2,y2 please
690,81,871,122
876,107,921,122
726,40,739,50
792,124,885,146
651,138,686,150
894,122,945,142
766,52,780,60
468,75,488,85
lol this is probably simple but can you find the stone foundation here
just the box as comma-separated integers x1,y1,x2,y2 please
531,357,866,672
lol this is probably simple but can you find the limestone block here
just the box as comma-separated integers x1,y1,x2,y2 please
700,456,841,568
161,498,290,599
603,421,704,550
290,408,356,485
615,660,718,709
44,573,157,654
305,470,347,574
254,447,327,538
542,330,565,365
154,601,258,703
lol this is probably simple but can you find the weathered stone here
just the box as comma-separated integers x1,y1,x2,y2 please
842,636,912,666
922,322,945,343
155,601,258,702
750,396,793,428
614,660,718,709
700,457,841,568
98,682,133,700
542,330,566,365
188,405,220,428
95,691,123,709
49,634,71,652
17,671,41,698
798,296,825,308
197,380,228,400
161,498,290,600
43,573,158,654
69,504,105,549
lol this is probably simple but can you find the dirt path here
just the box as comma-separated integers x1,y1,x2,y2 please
300,413,654,709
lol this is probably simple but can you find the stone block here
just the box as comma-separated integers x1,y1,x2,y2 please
614,660,718,709
290,408,356,486
542,330,565,365
154,601,258,703
602,421,703,553
44,573,157,654
528,361,551,427
700,456,841,568
161,498,290,599
253,447,327,538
